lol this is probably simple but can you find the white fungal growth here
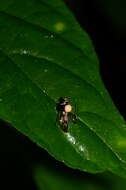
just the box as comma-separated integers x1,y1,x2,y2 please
66,133,76,145
79,145,85,152
64,104,72,113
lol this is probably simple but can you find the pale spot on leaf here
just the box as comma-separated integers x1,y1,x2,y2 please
54,22,65,32
44,69,48,73
117,139,126,148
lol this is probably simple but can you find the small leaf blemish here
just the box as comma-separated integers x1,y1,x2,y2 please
117,139,126,148
44,69,48,73
54,22,65,32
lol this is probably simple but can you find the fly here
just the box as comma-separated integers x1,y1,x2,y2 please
56,97,77,132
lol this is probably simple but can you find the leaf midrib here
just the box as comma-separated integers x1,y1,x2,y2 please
9,51,104,103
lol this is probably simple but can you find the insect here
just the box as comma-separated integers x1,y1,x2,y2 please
56,97,77,132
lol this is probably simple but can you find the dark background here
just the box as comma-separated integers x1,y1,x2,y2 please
0,0,126,189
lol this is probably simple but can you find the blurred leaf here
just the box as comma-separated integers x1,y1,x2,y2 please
0,0,126,178
33,165,106,190
33,163,126,190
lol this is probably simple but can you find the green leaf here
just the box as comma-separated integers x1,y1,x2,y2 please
0,0,126,178
33,165,105,190
33,163,126,190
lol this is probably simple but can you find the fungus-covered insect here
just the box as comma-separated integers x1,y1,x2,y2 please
56,97,77,132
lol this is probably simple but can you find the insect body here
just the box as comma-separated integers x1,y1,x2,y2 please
56,97,76,132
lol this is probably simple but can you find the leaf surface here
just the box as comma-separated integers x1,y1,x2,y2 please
0,0,126,177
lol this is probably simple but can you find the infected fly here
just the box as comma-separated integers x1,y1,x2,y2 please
56,97,77,132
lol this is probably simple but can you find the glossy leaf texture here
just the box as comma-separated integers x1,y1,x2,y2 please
0,0,126,177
